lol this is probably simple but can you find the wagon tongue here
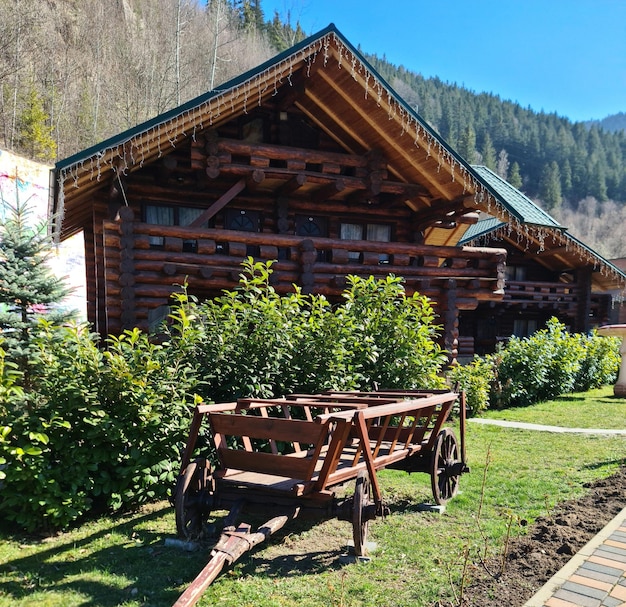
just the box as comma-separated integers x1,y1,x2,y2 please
172,513,296,607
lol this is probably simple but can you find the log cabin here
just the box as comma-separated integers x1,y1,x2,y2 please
49,24,625,359
458,166,626,356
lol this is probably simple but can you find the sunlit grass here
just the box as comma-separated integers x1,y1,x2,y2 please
481,386,626,429
1,389,624,607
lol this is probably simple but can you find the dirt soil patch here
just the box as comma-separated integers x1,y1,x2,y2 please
457,465,626,607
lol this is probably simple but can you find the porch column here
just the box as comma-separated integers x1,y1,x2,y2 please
576,267,592,333
118,206,137,331
442,279,459,364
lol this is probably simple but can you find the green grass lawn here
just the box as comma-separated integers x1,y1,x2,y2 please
480,386,626,429
1,387,624,607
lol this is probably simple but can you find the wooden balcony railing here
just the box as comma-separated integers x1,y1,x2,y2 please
102,215,507,332
504,280,611,323
504,280,578,309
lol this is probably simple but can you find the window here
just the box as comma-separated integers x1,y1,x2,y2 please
224,209,260,256
224,209,259,232
340,222,391,262
513,318,538,337
296,215,327,237
506,265,526,282
144,204,207,251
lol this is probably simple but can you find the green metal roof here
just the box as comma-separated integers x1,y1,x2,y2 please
459,170,626,285
458,217,505,244
471,165,563,228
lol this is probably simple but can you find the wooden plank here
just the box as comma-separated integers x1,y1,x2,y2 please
218,448,314,480
209,413,327,445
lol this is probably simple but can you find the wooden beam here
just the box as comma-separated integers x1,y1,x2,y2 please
189,178,246,227
312,178,346,203
278,173,307,195
246,169,265,192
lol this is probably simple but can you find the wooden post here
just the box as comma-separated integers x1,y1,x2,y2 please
117,206,136,330
576,267,592,333
442,279,459,364
299,239,316,294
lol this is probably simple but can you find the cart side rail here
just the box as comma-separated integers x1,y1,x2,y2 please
209,412,332,487
314,392,459,498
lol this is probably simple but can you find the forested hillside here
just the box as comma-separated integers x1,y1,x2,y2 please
1,0,624,257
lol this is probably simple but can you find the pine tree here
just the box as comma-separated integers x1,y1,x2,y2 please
17,87,56,162
457,125,477,164
509,162,523,189
480,132,497,170
539,161,562,211
0,199,73,386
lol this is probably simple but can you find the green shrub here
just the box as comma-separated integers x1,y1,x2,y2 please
573,331,620,391
165,260,448,401
337,274,447,390
446,356,495,416
0,321,198,531
0,260,448,531
490,318,587,408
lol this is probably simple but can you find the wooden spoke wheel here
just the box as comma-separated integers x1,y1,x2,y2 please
175,458,214,540
431,428,461,505
352,470,371,557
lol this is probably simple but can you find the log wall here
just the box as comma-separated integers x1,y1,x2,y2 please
100,212,506,336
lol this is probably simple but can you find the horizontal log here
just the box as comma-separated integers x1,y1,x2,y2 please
129,223,507,260
217,138,369,168
131,248,299,269
208,162,429,198
313,262,502,280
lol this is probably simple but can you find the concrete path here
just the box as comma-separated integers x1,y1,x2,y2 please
468,418,626,435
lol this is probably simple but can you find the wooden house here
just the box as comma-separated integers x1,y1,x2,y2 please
49,24,625,359
458,166,626,355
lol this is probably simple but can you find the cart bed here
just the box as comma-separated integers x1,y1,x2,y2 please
205,390,458,497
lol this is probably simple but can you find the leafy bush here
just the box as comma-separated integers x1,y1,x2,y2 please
337,274,447,390
165,260,448,401
572,331,620,391
447,319,620,413
0,260,448,531
0,321,198,531
446,356,495,417
490,318,596,408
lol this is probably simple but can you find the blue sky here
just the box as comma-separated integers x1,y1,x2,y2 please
261,0,626,123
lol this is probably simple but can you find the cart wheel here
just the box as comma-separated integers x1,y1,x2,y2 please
352,471,371,557
431,428,461,505
175,458,214,540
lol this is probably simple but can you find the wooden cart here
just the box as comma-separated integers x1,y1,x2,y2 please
172,389,469,606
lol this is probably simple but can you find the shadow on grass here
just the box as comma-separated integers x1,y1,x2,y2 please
0,504,195,606
234,546,345,580
582,458,626,471
557,393,623,404
0,504,360,606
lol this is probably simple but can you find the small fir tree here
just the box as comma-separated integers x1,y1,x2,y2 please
539,161,562,211
457,125,477,164
0,199,72,387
